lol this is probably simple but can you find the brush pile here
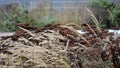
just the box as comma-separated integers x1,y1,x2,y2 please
0,23,120,68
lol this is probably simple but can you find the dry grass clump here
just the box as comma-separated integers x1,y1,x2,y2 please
0,24,119,68
0,26,100,68
0,30,69,68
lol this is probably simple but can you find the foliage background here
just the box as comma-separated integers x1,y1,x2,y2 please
0,0,120,32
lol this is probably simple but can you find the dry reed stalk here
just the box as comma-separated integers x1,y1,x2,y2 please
84,23,98,37
86,8,101,33
66,23,81,29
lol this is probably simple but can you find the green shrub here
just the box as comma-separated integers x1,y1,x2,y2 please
90,0,120,29
0,4,38,32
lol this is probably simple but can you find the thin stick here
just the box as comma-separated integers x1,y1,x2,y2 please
65,40,70,51
85,23,98,37
75,43,88,49
79,34,91,45
19,27,35,37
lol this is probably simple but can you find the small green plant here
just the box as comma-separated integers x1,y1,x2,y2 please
1,14,16,32
36,15,56,27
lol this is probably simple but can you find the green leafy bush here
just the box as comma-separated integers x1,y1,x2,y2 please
1,14,16,31
108,7,120,28
0,3,57,32
90,0,120,29
0,4,37,32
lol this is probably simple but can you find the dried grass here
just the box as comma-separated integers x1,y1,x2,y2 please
0,30,69,68
0,24,117,68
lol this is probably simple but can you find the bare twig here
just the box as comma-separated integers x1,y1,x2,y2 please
75,43,88,49
84,23,98,37
19,27,35,37
65,40,70,51
79,34,91,45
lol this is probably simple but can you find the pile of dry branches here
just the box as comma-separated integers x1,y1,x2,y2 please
0,23,120,68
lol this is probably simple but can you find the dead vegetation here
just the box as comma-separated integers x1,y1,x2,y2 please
0,23,120,68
